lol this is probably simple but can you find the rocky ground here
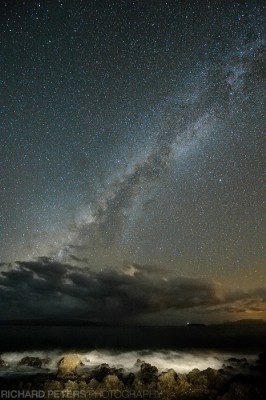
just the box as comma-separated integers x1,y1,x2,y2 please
0,352,265,399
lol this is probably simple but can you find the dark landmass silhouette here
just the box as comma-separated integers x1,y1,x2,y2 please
0,318,265,327
0,319,108,327
223,319,266,325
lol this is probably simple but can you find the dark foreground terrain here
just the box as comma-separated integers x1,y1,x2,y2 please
0,324,265,399
0,351,265,400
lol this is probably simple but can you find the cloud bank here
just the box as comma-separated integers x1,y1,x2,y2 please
0,258,265,322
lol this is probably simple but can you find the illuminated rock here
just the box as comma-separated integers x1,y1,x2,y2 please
0,357,7,368
138,362,158,384
57,354,82,376
19,356,50,368
102,374,124,390
158,369,180,399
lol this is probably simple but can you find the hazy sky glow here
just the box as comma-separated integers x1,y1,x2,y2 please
0,1,265,324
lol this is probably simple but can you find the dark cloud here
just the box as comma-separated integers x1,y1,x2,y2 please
0,258,265,322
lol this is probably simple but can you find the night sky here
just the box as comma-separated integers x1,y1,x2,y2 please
0,1,265,324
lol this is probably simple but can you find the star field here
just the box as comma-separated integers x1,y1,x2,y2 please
0,1,265,322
